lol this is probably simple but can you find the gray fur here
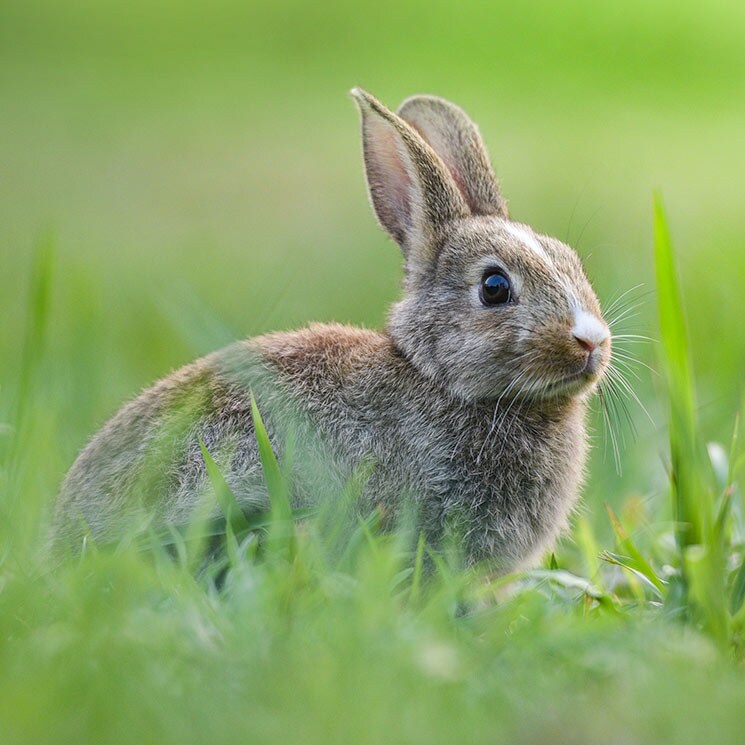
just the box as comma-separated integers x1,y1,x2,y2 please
53,89,612,570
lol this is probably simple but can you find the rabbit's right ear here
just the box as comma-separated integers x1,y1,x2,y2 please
397,95,508,218
351,88,469,261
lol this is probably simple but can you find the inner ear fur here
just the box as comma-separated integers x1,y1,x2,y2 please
397,95,508,218
351,87,469,261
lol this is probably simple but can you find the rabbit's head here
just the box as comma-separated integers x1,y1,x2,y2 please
352,88,610,403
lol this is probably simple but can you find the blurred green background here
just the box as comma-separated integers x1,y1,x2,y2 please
2,0,744,536
3,4,745,743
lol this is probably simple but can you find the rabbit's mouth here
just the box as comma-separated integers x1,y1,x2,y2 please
507,369,598,404
536,363,605,399
509,346,609,401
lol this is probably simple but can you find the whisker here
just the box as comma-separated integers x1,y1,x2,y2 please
609,357,643,383
605,301,652,330
610,334,656,344
597,385,621,474
604,387,629,451
604,288,655,318
611,349,658,376
608,307,642,327
602,283,648,316
605,375,637,440
606,365,653,425
610,358,642,383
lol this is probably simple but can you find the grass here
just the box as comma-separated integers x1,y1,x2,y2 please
1,204,744,744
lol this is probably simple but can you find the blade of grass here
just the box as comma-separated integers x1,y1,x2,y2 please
249,392,289,515
409,532,426,606
653,193,707,551
653,195,726,639
714,416,741,541
574,516,603,587
2,235,55,549
605,503,665,594
15,233,54,432
599,551,663,600
686,545,730,649
199,439,251,535
730,555,745,616
249,392,296,561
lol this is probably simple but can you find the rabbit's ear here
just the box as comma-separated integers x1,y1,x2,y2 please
351,88,469,259
397,95,507,218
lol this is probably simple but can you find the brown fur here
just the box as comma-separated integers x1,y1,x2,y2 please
53,89,612,570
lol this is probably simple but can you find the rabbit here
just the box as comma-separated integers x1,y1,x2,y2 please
52,88,612,571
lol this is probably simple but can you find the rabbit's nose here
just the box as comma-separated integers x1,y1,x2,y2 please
574,335,597,353
571,310,609,352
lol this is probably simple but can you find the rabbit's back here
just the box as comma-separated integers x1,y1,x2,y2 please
54,324,396,549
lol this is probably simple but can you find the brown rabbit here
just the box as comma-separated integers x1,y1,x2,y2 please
53,88,612,570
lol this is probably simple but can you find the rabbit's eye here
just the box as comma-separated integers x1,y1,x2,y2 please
480,271,512,305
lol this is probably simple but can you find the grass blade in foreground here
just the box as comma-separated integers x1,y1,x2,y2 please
653,194,708,550
199,439,251,536
250,392,296,562
653,195,726,643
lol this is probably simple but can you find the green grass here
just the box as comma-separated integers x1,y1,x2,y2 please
3,1,745,742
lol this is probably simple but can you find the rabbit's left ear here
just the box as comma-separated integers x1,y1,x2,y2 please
351,87,469,263
397,95,508,218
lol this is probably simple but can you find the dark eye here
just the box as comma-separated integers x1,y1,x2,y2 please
480,271,512,305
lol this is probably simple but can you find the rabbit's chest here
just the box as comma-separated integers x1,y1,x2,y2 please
385,405,587,566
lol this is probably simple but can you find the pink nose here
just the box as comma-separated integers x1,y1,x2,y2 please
574,334,597,353
571,310,609,354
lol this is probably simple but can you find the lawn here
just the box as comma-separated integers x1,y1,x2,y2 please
2,1,745,742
